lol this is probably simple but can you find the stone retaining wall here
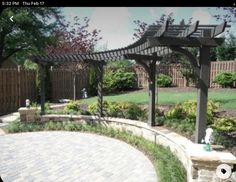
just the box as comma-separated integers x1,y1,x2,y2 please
40,114,236,182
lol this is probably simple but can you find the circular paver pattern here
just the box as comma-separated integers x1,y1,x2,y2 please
0,131,157,182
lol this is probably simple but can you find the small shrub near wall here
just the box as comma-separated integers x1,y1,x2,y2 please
64,101,80,114
165,100,219,125
63,100,90,115
212,117,236,133
213,72,236,88
103,60,137,94
88,101,147,121
156,74,172,87
103,69,136,93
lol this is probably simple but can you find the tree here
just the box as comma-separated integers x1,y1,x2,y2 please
133,13,175,40
212,7,236,24
46,16,101,54
210,8,236,61
0,7,63,67
46,16,102,100
215,34,236,61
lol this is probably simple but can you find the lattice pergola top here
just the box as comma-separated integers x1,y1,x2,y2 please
31,21,229,65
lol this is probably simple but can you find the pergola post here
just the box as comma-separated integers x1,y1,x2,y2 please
148,60,157,126
195,47,211,143
133,58,158,126
97,64,104,117
39,64,46,115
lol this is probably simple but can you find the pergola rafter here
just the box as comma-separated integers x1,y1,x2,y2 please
31,21,229,143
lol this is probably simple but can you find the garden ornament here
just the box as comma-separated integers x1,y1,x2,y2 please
203,128,214,151
26,99,30,108
82,88,88,99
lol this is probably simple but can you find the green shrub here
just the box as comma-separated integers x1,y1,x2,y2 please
107,102,123,118
177,118,195,134
88,101,147,121
156,74,172,87
165,100,219,125
6,121,44,133
165,105,184,119
103,68,136,94
45,102,51,112
212,117,236,133
64,100,80,114
213,72,236,88
88,100,110,115
45,121,61,130
213,131,236,149
121,102,146,120
30,102,39,108
163,118,195,135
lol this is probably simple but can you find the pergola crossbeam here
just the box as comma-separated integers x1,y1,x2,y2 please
178,21,199,37
155,20,169,37
148,37,224,47
213,22,227,37
124,53,161,61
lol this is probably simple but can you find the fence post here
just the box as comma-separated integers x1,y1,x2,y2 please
39,64,46,115
17,66,21,108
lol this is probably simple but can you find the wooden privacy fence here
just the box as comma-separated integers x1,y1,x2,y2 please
0,68,36,115
134,61,236,88
0,68,88,116
50,69,89,102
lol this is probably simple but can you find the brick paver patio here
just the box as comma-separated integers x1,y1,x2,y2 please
0,131,157,182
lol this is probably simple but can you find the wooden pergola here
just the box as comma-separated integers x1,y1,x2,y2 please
32,21,228,143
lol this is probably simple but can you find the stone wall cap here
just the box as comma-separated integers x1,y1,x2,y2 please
18,107,37,111
187,144,236,164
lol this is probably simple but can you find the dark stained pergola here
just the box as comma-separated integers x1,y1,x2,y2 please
32,21,229,143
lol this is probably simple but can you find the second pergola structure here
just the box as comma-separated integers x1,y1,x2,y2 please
32,21,228,143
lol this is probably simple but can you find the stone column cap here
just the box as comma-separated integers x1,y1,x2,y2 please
187,144,236,164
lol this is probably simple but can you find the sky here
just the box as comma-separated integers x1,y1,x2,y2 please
62,7,234,50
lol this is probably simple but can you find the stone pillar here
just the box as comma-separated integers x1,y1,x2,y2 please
18,107,38,122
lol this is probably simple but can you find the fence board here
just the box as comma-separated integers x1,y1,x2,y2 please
0,68,36,116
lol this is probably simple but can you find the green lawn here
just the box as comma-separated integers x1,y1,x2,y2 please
80,89,236,109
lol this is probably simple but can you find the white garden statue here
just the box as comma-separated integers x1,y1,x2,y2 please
82,88,88,99
25,99,30,108
203,128,214,151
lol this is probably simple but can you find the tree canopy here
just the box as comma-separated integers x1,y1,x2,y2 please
212,7,236,24
45,16,102,54
215,34,236,61
0,7,64,67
